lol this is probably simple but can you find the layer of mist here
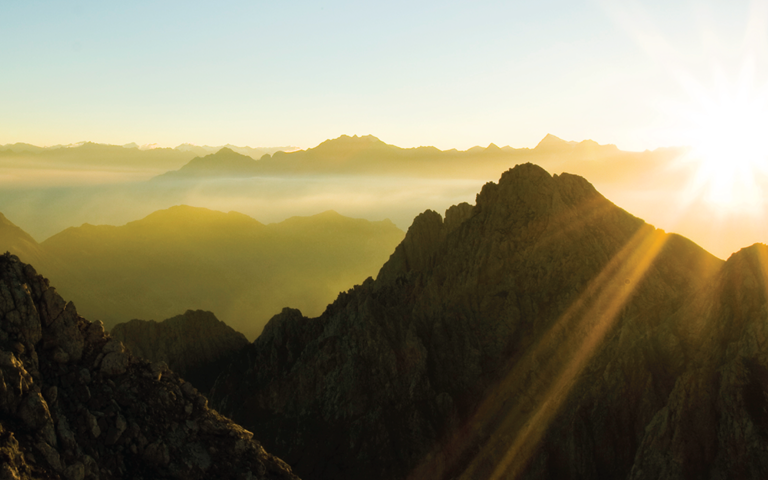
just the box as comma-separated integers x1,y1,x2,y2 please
0,206,404,339
2,134,767,259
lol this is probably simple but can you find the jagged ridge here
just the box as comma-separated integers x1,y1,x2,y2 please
209,163,724,479
0,253,298,479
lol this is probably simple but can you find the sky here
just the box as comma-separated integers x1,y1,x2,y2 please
2,0,767,151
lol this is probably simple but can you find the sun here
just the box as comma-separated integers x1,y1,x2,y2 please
673,64,768,212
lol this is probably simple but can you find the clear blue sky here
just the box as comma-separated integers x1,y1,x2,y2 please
1,0,764,150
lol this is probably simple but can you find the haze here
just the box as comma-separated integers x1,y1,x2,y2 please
4,1,768,151
2,2,768,297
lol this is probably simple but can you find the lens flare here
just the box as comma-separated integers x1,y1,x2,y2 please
675,61,768,211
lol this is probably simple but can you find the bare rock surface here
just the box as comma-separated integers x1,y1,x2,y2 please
111,310,249,394
0,253,298,480
209,163,730,480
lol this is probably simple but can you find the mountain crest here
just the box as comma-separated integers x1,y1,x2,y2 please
310,134,392,153
534,133,574,150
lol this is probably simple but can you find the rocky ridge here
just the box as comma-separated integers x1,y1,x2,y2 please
209,163,725,479
0,253,298,480
111,310,249,394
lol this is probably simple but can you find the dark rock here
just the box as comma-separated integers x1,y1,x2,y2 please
63,462,84,480
210,164,727,480
34,441,62,472
0,253,299,480
100,352,130,376
111,310,249,394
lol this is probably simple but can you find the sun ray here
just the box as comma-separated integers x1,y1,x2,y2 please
486,227,668,480
603,1,768,240
408,218,669,480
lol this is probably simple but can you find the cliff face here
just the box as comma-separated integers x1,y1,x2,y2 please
457,242,768,480
0,253,297,480
619,244,768,479
209,164,725,479
111,310,249,394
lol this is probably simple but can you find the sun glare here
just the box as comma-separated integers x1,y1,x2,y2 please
677,66,768,210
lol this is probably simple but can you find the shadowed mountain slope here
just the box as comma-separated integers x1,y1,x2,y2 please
111,310,249,394
209,163,724,479
0,212,47,267
0,253,297,479
12,206,403,339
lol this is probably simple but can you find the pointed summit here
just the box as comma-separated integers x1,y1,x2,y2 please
213,146,240,156
153,147,258,180
209,163,724,480
534,133,574,151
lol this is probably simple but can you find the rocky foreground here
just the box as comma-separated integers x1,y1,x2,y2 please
208,163,768,480
0,253,297,480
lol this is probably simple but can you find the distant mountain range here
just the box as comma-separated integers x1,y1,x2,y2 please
0,206,404,339
0,133,760,259
153,133,668,182
2,134,680,184
0,141,298,175
0,140,297,157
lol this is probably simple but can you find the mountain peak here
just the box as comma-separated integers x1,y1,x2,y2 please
132,205,261,229
214,146,239,156
153,147,259,180
312,134,390,152
534,133,574,150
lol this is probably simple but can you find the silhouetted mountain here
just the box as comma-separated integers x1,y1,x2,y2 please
0,141,298,180
534,133,576,150
0,212,44,266
111,310,249,394
0,142,48,154
174,143,299,158
0,253,297,479
155,134,527,179
153,148,260,180
152,134,655,183
535,134,622,158
3,206,403,339
0,142,196,171
209,164,727,480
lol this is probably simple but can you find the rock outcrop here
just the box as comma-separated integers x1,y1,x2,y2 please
210,163,726,479
0,253,298,479
111,310,249,394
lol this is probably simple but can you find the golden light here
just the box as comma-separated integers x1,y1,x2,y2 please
407,207,670,479
657,56,768,217
485,226,668,480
